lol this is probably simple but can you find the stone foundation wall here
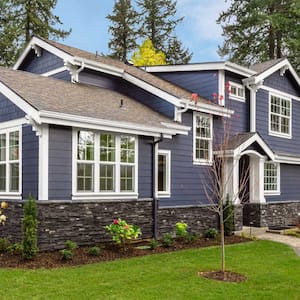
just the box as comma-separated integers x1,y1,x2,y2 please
1,199,244,251
243,201,300,227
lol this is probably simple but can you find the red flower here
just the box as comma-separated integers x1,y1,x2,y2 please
191,93,198,100
213,93,218,101
219,95,224,100
113,219,119,225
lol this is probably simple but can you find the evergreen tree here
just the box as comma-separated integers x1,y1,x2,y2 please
0,0,70,67
131,38,166,66
107,0,140,62
217,0,300,72
136,0,192,64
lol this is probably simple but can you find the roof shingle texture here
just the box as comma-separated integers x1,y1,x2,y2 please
0,67,176,128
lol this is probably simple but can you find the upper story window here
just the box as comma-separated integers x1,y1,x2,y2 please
75,130,137,196
228,81,245,102
264,162,280,195
269,94,291,138
193,113,212,165
0,128,21,195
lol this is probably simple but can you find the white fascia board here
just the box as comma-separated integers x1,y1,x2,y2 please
39,110,182,138
0,81,40,123
123,72,180,106
13,36,73,70
41,66,68,77
73,57,124,77
161,122,190,135
253,59,300,87
260,85,300,102
274,153,300,165
145,61,256,77
183,101,233,118
0,118,27,130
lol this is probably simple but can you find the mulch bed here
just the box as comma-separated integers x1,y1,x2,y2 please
199,270,247,282
0,235,250,271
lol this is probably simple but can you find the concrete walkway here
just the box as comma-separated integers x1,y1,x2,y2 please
236,226,300,257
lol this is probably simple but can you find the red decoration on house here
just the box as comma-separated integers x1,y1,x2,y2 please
191,93,199,104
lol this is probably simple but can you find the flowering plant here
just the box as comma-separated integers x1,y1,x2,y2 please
0,201,8,225
105,218,141,248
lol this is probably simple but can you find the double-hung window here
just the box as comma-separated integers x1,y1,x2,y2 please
75,130,137,197
0,128,21,196
269,94,291,138
264,162,280,195
193,113,212,164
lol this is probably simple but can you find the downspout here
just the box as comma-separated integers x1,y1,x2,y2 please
74,62,85,83
152,133,163,240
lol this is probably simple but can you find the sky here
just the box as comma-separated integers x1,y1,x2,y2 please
53,0,231,63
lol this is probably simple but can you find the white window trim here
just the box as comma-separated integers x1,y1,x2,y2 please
0,126,22,199
72,129,138,200
264,162,280,196
228,81,246,102
156,149,171,198
268,93,292,139
193,112,213,165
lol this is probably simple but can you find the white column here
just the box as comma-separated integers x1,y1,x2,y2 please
38,125,49,200
249,156,266,203
224,156,240,204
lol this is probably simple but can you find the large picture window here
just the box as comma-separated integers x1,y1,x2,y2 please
269,94,291,138
264,162,280,194
75,130,137,196
0,129,20,195
193,113,212,164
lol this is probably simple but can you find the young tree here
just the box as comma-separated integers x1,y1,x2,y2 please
136,0,192,64
217,0,300,72
165,36,193,65
131,38,166,66
106,0,140,62
0,0,70,66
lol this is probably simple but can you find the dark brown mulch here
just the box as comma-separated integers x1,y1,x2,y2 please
199,271,247,282
0,235,250,269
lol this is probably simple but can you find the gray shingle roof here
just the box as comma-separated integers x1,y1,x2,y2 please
0,67,179,129
42,38,214,105
249,58,286,75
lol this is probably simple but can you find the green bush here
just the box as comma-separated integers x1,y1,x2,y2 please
88,246,101,256
186,232,197,243
204,228,218,239
175,222,188,238
60,249,73,261
223,195,234,236
149,239,159,250
0,237,10,252
22,195,38,260
65,240,78,250
162,233,174,248
7,243,23,255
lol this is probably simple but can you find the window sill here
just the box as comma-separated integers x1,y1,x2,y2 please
264,191,280,196
229,95,245,102
72,192,138,200
193,160,212,166
269,131,292,139
0,193,22,200
157,192,171,198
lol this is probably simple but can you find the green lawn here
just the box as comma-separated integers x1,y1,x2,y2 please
1,240,299,300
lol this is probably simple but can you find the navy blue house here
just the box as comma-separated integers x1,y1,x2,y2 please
0,37,300,248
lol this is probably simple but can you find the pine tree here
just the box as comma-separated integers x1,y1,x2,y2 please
131,38,166,66
0,0,70,67
136,0,192,64
217,0,300,72
107,0,140,62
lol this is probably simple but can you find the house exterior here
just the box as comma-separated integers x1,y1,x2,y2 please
0,36,299,249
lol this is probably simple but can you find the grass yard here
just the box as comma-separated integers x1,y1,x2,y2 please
1,240,299,300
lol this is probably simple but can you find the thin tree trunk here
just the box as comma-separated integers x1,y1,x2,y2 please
220,209,225,273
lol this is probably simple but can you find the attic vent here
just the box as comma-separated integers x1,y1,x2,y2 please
120,99,125,109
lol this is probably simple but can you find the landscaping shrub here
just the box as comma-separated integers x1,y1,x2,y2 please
223,195,234,236
0,237,10,252
175,222,188,238
65,240,78,250
149,239,159,250
88,246,101,256
205,228,218,239
186,232,197,243
162,233,174,248
7,243,23,255
22,195,38,260
60,249,73,261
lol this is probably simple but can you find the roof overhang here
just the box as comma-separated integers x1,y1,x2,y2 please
145,61,257,78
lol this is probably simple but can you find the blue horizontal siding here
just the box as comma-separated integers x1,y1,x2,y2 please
158,112,213,207
154,71,218,101
19,49,64,74
51,70,71,81
22,125,38,199
48,126,72,200
0,93,25,122
266,164,300,202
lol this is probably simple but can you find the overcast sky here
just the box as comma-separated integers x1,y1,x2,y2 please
54,0,230,63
